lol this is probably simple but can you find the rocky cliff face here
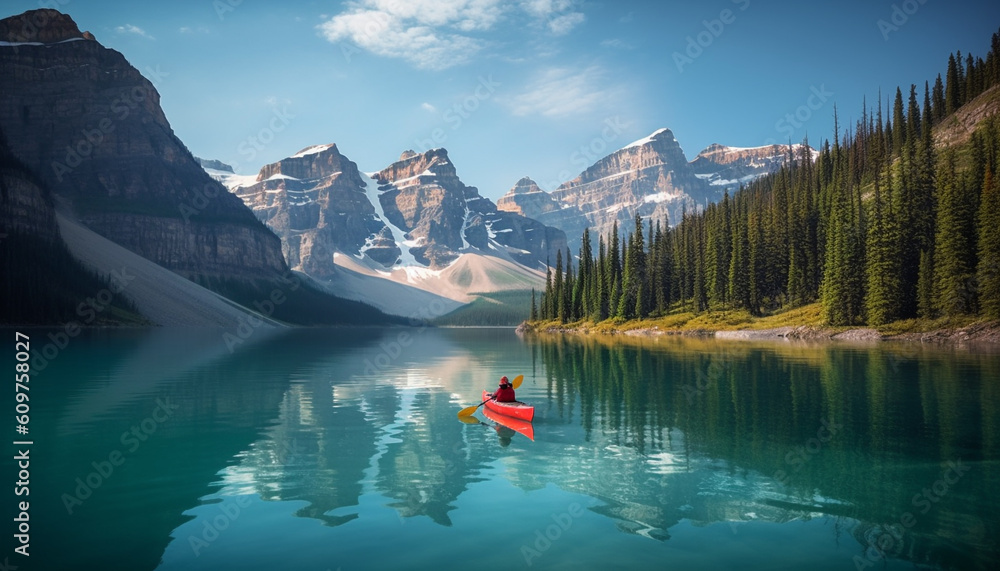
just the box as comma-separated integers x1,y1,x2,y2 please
0,127,58,244
0,9,287,280
551,129,709,243
690,143,816,189
496,176,591,254
226,144,400,278
374,149,566,269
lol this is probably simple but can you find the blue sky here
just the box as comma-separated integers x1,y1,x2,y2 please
9,0,1000,199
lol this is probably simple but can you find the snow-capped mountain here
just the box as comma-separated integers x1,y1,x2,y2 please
497,129,814,251
690,143,819,189
215,144,400,280
206,145,566,315
372,148,565,269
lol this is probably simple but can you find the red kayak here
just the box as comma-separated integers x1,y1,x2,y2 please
483,405,535,440
481,390,535,422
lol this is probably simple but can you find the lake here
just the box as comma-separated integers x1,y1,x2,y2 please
6,326,999,570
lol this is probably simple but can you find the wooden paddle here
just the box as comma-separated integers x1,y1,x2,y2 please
457,375,523,417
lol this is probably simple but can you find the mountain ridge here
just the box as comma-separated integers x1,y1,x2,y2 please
497,129,813,252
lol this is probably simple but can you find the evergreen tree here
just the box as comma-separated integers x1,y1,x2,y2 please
864,147,901,325
729,196,751,311
913,83,939,318
966,53,978,102
932,74,946,124
692,215,709,312
631,214,648,317
653,220,670,314
821,126,866,326
707,194,732,308
917,248,936,319
957,50,967,104
553,249,564,322
530,288,538,321
978,167,1000,319
906,84,922,150
574,229,592,319
597,236,609,320
543,259,552,319
747,206,765,315
933,151,978,315
892,87,907,153
946,53,961,115
563,248,577,321
609,221,622,315
617,234,633,319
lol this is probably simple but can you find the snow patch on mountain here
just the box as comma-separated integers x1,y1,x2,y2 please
291,144,335,158
362,172,419,267
623,128,671,150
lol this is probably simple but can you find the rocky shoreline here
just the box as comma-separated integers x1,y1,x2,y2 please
517,322,1000,344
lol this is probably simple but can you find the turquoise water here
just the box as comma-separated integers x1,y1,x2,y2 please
4,327,999,570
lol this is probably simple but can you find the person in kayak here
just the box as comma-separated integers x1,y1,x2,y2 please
489,376,516,402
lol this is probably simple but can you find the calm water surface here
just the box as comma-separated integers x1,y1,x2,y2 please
5,327,999,570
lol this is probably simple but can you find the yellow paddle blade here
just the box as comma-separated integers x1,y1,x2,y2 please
458,404,480,417
457,415,481,424
512,374,524,389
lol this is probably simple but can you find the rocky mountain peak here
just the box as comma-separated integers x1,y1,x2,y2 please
689,143,816,189
509,177,543,195
498,177,561,216
560,128,691,192
377,147,456,185
692,143,801,167
371,147,565,269
0,9,92,44
547,127,707,247
258,143,358,182
695,143,728,158
221,143,400,275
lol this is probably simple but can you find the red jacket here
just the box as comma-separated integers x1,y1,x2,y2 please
491,386,516,402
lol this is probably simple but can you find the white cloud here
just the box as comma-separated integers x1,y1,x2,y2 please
319,8,483,70
421,102,438,113
503,66,619,118
522,0,585,34
547,12,584,35
318,0,586,70
521,0,571,18
318,1,503,70
115,24,154,40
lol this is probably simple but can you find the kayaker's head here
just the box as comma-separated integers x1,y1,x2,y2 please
499,376,509,387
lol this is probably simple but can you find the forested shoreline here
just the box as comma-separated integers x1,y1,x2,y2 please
532,30,1000,332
